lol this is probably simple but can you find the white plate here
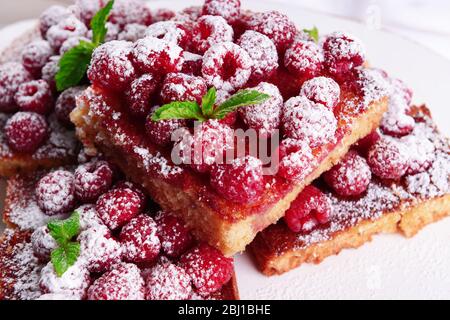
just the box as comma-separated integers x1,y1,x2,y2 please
0,0,449,300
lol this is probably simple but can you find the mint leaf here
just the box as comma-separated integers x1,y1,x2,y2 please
152,101,206,122
55,40,95,92
303,26,319,43
201,87,217,117
91,0,115,45
213,90,270,120
51,242,81,277
47,212,80,246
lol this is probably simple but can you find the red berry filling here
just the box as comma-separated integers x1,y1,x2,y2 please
324,150,372,197
300,76,341,110
87,263,145,300
201,41,252,92
191,15,234,54
367,138,408,180
36,170,76,215
284,40,323,79
179,243,233,296
96,187,143,230
284,185,332,232
237,30,278,83
210,155,264,204
131,37,184,75
4,112,48,153
14,80,53,115
0,62,33,112
154,210,194,258
282,96,337,148
120,214,161,263
125,74,158,117
161,72,207,105
202,0,241,24
88,40,136,91
74,160,114,203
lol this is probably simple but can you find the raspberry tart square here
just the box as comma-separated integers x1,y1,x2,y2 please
72,12,388,255
1,163,239,300
249,105,450,275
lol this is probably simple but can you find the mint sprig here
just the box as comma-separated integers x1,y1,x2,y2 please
151,87,270,122
303,26,319,43
55,0,115,92
47,212,81,277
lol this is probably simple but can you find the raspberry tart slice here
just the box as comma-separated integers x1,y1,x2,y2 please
249,102,450,275
71,1,389,255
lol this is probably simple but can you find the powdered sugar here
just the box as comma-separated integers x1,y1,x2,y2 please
192,15,234,54
145,21,190,48
300,76,341,110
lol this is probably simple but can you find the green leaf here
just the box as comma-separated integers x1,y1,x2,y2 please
201,87,217,117
91,0,115,46
303,26,319,43
51,242,81,277
47,212,80,246
55,41,95,92
213,90,270,120
151,101,206,122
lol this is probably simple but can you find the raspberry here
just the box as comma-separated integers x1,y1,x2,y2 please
284,41,324,79
390,77,413,106
46,15,88,51
145,114,187,146
179,243,233,296
402,135,435,175
210,155,264,204
202,42,252,92
21,40,53,77
131,37,184,75
354,130,380,156
247,11,296,52
108,0,153,28
202,0,241,24
39,5,71,38
88,41,136,91
154,210,194,257
78,225,122,273
119,214,161,263
191,15,234,54
55,86,86,127
161,73,207,105
277,139,315,181
0,62,33,112
74,160,114,203
31,226,57,262
284,185,332,232
380,95,414,137
237,30,278,84
75,0,103,25
87,263,145,300
96,187,143,230
4,112,49,153
152,8,176,22
282,96,337,148
87,22,120,42
367,138,408,180
268,67,303,100
181,52,203,76
324,150,371,197
300,76,341,110
41,56,60,91
145,21,192,50
145,258,192,300
77,204,105,231
125,74,158,117
113,180,147,209
36,170,76,215
14,80,53,115
59,36,91,55
39,261,90,298
189,120,234,173
118,23,147,42
238,82,282,137
323,31,365,82
353,68,390,109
